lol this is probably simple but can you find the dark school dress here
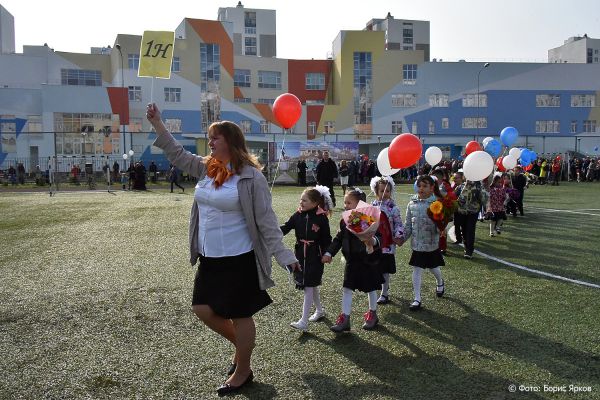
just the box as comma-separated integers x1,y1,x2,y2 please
281,208,332,289
326,219,384,293
409,249,445,269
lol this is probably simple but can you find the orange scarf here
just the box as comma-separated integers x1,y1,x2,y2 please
206,158,233,188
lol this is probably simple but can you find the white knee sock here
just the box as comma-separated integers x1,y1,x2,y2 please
301,287,314,323
490,221,495,234
430,267,443,285
368,291,378,311
342,287,353,316
381,273,390,296
412,267,423,302
312,286,323,314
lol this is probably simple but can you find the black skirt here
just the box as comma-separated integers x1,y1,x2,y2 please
343,260,385,293
192,250,272,319
379,253,397,274
409,249,445,269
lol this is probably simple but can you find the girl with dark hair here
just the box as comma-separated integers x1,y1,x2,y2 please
487,175,508,236
281,187,332,332
322,187,384,332
403,175,446,311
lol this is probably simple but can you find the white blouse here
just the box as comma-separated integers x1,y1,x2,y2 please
194,174,253,257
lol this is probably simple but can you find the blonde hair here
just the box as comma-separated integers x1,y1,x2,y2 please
207,121,262,173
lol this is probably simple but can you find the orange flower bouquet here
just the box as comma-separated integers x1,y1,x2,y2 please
342,200,381,253
427,192,458,235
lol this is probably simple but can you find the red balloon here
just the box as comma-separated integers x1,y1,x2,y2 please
388,133,422,169
272,93,302,129
496,156,506,172
465,141,481,155
524,164,533,171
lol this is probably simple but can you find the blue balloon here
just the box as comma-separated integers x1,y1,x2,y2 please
520,149,531,164
484,139,502,158
529,151,537,161
500,126,519,147
594,146,599,152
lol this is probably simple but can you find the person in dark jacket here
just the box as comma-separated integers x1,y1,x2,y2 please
512,166,527,216
281,187,332,332
315,150,338,207
149,161,158,183
297,159,307,186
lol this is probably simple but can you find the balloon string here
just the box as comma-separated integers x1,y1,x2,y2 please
270,128,287,193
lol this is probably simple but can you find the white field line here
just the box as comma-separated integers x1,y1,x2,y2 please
526,207,600,217
472,249,600,289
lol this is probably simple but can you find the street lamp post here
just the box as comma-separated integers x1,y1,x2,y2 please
477,62,490,136
115,44,126,169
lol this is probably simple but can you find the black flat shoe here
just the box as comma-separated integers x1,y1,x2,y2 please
436,281,445,298
217,371,253,396
409,300,422,311
227,363,236,376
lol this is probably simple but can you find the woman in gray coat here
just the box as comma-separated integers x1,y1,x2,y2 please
147,103,299,396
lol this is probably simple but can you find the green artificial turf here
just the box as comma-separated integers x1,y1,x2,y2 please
0,182,599,399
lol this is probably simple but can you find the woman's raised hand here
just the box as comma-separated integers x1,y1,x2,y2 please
146,103,167,135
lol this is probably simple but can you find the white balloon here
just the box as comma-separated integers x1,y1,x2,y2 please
463,151,494,182
502,154,517,170
482,137,494,147
424,146,443,166
122,154,128,160
376,147,400,176
508,147,521,159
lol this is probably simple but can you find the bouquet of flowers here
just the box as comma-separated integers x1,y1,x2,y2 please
342,200,380,253
427,192,458,235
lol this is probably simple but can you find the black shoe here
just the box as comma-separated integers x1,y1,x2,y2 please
436,281,445,297
227,363,236,376
376,295,390,305
409,300,422,311
217,371,253,396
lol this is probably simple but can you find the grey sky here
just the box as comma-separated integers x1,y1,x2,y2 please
2,0,599,62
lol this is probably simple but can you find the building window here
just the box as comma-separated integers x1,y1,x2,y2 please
234,97,251,103
411,121,418,134
583,120,597,133
391,93,417,107
306,100,325,105
240,120,252,134
128,54,139,70
571,120,577,133
129,118,143,133
324,121,335,134
353,52,372,127
536,94,560,107
428,121,435,134
171,57,180,72
200,43,221,91
308,122,317,136
429,94,449,107
306,73,325,90
403,28,413,44
442,118,449,129
535,120,560,133
234,69,251,87
164,87,181,103
571,94,595,107
462,117,487,129
391,121,402,134
260,120,270,134
244,11,256,28
587,48,593,63
257,98,275,105
60,69,102,86
26,115,42,132
402,64,417,84
244,37,257,56
258,71,281,89
164,118,182,133
462,94,487,107
128,86,142,102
